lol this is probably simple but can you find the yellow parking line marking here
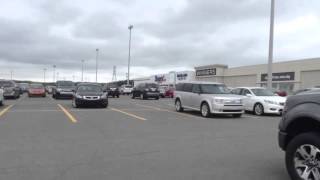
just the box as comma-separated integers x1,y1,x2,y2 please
111,108,147,121
57,104,77,123
0,104,14,118
135,104,198,119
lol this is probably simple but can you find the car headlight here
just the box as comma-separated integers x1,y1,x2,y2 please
75,94,83,99
264,100,278,105
213,98,224,104
57,88,62,92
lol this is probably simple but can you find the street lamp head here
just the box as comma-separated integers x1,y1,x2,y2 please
128,25,133,30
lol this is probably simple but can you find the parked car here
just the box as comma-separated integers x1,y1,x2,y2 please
231,87,286,116
278,91,320,180
270,88,287,97
174,82,244,118
105,85,120,98
45,85,55,94
132,83,160,100
52,81,75,99
293,88,320,95
120,85,133,95
0,80,20,99
72,83,108,108
159,84,175,98
0,87,4,106
28,83,46,97
18,83,29,93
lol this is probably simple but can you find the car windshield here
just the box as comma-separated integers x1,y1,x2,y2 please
77,85,102,93
200,84,230,94
30,84,43,89
0,81,14,87
146,84,158,88
57,81,74,87
251,89,275,96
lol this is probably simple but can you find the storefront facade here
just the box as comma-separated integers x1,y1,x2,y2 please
194,58,320,93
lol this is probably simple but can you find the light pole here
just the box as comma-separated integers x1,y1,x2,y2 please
127,24,133,85
267,0,275,89
53,65,56,82
95,49,99,82
10,70,13,80
56,72,59,81
43,68,47,83
81,59,84,82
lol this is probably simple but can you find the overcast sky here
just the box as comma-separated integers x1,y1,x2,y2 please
0,0,319,82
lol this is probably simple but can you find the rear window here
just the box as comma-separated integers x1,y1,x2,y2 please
57,81,74,87
0,81,14,87
30,84,44,88
145,83,158,88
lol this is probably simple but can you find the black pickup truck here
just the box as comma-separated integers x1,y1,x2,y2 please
279,91,320,180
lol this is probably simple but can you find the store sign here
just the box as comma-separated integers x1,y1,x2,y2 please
155,75,166,82
177,73,188,81
261,72,295,82
196,68,216,77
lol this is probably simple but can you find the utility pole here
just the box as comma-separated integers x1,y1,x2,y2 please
53,65,56,82
127,25,133,85
112,65,117,81
43,68,47,83
81,59,84,82
95,49,99,82
267,0,275,89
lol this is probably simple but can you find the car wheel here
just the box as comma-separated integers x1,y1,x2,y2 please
101,101,108,108
201,102,210,117
0,101,3,106
232,114,242,118
175,99,183,112
131,94,135,99
285,132,320,180
254,103,264,116
117,95,119,98
155,96,159,100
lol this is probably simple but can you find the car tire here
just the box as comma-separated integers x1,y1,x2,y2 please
0,101,3,106
117,95,119,98
285,132,320,180
254,103,264,116
175,99,184,112
155,97,159,100
232,114,242,118
201,102,211,118
101,101,108,108
131,94,135,99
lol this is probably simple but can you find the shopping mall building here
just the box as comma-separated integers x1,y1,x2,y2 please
194,58,320,93
133,58,320,93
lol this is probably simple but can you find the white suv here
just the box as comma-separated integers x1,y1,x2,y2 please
174,82,244,118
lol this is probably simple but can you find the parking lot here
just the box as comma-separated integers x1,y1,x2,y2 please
0,94,289,180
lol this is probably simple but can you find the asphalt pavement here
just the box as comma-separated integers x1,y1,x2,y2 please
0,94,290,180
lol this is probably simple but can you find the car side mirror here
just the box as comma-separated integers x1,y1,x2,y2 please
246,94,252,97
